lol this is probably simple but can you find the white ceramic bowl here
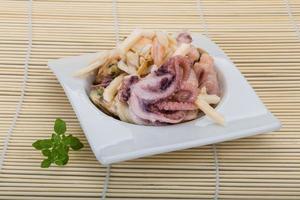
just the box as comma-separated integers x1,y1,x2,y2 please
48,34,281,165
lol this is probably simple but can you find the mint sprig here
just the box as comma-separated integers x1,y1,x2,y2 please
32,118,84,168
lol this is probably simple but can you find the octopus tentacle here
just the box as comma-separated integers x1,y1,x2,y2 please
193,53,220,95
128,92,185,123
156,101,197,111
119,50,218,124
118,75,139,102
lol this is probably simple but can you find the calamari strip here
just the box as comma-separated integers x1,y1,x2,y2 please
195,98,224,125
74,49,121,77
200,95,220,104
156,31,169,49
131,38,152,54
195,87,224,125
74,30,160,77
118,29,155,55
126,51,139,68
151,37,165,66
73,51,109,77
142,30,155,39
114,98,134,123
167,34,177,47
103,74,125,102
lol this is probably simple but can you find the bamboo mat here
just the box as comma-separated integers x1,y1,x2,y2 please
1,0,300,199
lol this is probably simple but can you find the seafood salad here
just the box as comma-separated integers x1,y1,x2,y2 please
75,29,224,126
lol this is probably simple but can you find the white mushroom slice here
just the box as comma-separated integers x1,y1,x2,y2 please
117,60,137,75
126,51,139,68
173,43,191,56
103,74,125,102
156,31,169,49
73,51,109,77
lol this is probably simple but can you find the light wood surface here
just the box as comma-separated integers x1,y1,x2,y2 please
1,0,300,199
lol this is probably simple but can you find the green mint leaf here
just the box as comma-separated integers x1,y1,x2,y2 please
54,118,66,135
32,139,52,150
62,154,69,165
54,135,61,144
41,159,51,168
55,159,64,166
69,136,84,150
51,149,58,162
32,140,43,150
33,118,84,168
63,135,72,145
56,153,69,166
51,133,56,142
58,151,68,160
64,146,69,153
42,149,51,157
57,144,67,156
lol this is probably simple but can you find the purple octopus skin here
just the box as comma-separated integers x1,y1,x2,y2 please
124,56,201,124
114,32,220,125
118,75,139,103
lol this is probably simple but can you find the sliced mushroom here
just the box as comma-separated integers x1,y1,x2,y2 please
90,88,114,116
126,51,139,68
117,60,137,75
140,44,152,58
137,56,149,76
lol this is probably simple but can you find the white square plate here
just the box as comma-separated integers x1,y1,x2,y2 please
48,34,281,165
